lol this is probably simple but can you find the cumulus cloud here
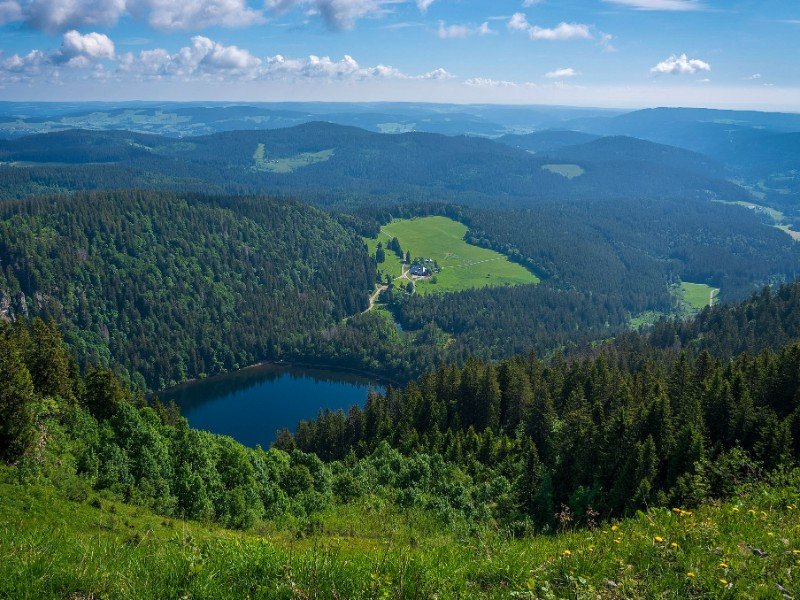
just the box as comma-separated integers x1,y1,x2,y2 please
650,53,710,75
0,29,115,82
603,0,704,10
1,31,454,86
24,0,126,32
507,12,528,31
416,0,433,12
437,20,492,39
508,13,593,41
54,30,115,66
545,67,577,78
1,0,262,32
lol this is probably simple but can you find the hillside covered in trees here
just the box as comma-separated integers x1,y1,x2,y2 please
0,124,749,208
0,190,374,389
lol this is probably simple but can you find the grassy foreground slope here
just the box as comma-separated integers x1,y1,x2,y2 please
366,216,539,294
2,473,798,599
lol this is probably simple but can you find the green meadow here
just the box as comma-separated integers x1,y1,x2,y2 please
542,163,585,179
2,472,798,599
252,144,334,173
365,216,539,294
680,282,719,310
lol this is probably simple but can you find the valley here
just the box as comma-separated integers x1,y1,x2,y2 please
2,101,800,598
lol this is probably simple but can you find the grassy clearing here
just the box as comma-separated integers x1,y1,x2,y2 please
252,143,334,173
2,475,799,598
542,163,585,179
680,282,719,310
365,216,539,295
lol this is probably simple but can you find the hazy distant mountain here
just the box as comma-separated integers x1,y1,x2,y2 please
496,130,601,153
0,122,749,207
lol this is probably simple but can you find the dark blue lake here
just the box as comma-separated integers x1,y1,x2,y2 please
157,363,383,448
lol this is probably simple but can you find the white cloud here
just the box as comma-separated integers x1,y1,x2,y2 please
598,31,615,52
507,12,528,31
604,0,704,10
416,0,433,12
2,0,262,32
265,0,401,30
748,73,761,80
464,77,517,88
54,30,115,66
25,0,126,32
437,20,492,39
134,0,263,30
650,53,710,75
521,0,541,6
420,67,453,79
1,32,453,87
528,22,591,40
545,67,577,78
123,36,451,82
0,29,115,82
508,13,593,41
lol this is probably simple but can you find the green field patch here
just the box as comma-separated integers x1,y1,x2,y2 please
252,144,334,173
542,163,585,179
679,282,719,310
365,216,539,295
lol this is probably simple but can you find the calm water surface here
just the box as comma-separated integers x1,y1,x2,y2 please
158,363,383,447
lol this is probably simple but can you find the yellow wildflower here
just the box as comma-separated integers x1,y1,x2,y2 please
670,542,679,549
768,532,775,537
562,550,572,557
719,579,728,586
611,524,619,532
686,572,696,579
614,537,622,544
672,508,681,514
654,536,664,543
719,562,728,569
732,507,740,513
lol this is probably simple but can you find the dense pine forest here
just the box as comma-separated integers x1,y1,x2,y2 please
0,190,374,389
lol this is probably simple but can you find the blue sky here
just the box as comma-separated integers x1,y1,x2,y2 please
0,0,798,109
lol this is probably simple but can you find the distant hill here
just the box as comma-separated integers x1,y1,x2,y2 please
0,101,624,139
548,135,727,178
0,122,751,208
497,130,600,153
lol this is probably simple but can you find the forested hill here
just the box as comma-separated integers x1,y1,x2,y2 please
293,280,800,527
496,129,600,153
0,190,375,389
547,135,726,178
0,123,749,207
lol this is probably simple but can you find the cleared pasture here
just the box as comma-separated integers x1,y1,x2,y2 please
365,216,539,294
